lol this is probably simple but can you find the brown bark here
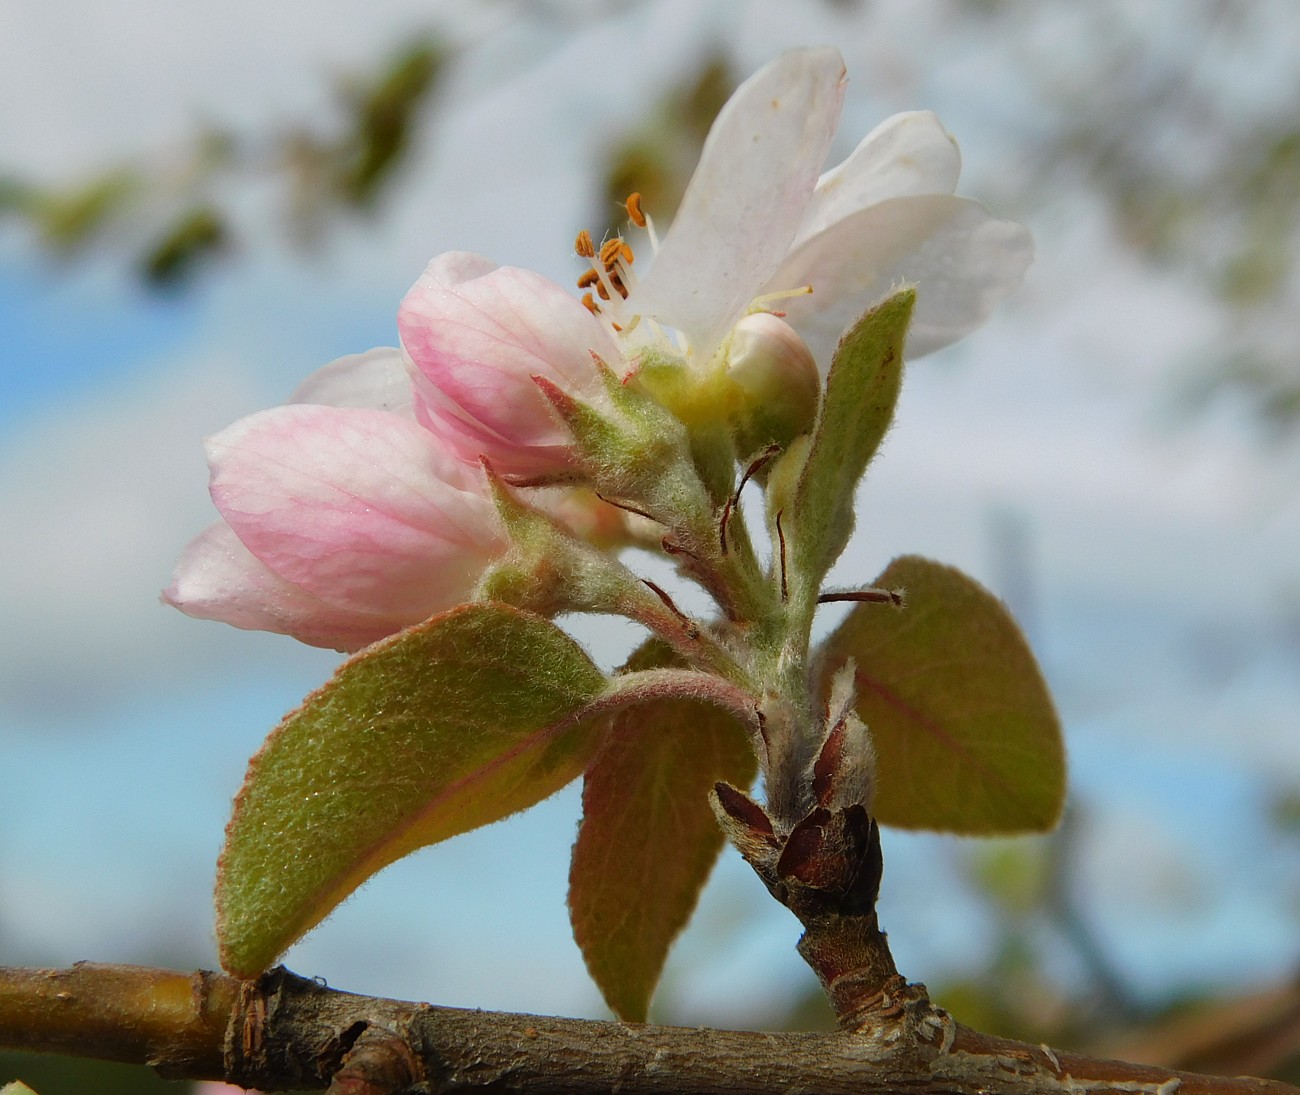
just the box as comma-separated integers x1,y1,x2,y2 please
1,963,1296,1095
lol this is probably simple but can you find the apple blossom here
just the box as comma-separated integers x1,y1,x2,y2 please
617,47,1033,367
164,349,507,652
396,46,1030,478
168,47,1033,649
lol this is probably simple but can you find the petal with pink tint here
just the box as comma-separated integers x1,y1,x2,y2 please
207,405,505,617
771,193,1034,366
417,249,499,287
289,346,414,416
399,262,618,475
163,522,412,652
626,47,846,357
796,111,962,246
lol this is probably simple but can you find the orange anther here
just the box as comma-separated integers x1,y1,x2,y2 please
576,268,600,289
581,292,599,313
626,192,647,228
574,229,596,258
598,237,624,267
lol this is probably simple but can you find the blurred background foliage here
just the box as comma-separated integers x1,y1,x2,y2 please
4,2,1299,433
2,0,1298,1090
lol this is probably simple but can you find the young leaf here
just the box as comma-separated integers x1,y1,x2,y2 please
786,290,913,603
569,641,757,1022
216,602,609,977
815,555,1064,834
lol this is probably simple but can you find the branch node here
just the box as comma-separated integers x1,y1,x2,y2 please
327,1025,421,1095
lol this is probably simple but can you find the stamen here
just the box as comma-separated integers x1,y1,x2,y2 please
599,237,633,269
572,203,652,335
748,284,814,315
625,192,647,228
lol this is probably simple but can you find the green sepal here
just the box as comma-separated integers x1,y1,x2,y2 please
627,350,738,504
478,470,636,618
536,361,691,496
216,602,610,977
815,555,1065,834
569,640,757,1021
784,290,913,608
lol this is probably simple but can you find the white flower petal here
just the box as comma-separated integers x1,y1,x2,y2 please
627,46,847,358
772,193,1034,365
288,346,415,417
796,111,962,246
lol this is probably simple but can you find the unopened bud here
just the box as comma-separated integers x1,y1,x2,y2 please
725,313,821,458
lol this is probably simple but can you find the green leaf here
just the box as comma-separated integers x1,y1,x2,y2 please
816,555,1064,834
338,38,445,206
32,169,138,249
216,602,609,977
787,290,912,603
569,641,757,1022
140,205,226,287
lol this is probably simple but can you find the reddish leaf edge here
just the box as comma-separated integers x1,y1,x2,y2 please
817,557,1065,835
216,606,759,976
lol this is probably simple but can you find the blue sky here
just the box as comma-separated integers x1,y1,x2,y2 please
2,0,1297,1027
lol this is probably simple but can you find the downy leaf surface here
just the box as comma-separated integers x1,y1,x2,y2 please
817,555,1064,834
217,602,609,976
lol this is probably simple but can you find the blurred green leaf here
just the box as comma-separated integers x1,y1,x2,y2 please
1271,787,1300,835
969,839,1051,917
139,206,227,287
599,51,736,238
0,177,39,215
0,1053,174,1095
31,170,138,249
216,602,610,977
816,555,1065,833
337,38,445,206
569,640,756,1021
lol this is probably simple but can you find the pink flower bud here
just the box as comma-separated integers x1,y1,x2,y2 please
165,402,506,651
398,254,621,477
724,312,821,457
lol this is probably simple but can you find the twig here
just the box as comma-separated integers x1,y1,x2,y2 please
1,963,1295,1094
